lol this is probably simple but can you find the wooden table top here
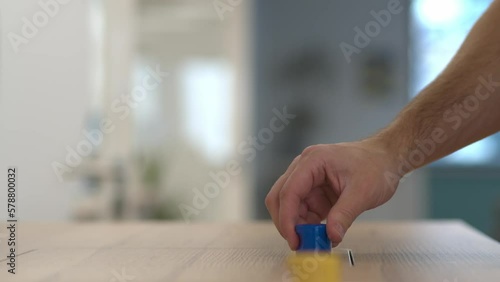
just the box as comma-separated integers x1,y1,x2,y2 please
0,221,499,282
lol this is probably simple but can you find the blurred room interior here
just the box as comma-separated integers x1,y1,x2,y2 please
0,0,498,241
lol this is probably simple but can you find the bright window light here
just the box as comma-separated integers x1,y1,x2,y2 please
414,0,464,27
181,59,234,165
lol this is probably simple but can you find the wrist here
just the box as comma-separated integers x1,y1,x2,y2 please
359,136,406,177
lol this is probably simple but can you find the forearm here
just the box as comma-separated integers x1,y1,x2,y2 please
370,0,500,175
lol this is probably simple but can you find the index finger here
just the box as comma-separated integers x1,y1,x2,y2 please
266,156,302,238
278,156,326,249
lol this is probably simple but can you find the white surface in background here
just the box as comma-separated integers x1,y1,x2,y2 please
0,0,91,220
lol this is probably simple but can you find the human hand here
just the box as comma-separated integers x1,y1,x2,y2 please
265,140,401,249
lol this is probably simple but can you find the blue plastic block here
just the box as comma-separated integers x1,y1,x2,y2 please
295,224,331,252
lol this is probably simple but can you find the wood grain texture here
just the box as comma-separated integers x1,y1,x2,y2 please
0,221,499,281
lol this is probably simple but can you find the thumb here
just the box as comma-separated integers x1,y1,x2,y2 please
326,190,366,246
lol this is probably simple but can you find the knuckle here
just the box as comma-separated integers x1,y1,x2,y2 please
291,155,301,164
264,194,273,209
302,145,320,156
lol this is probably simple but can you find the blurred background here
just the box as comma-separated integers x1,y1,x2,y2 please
0,0,498,241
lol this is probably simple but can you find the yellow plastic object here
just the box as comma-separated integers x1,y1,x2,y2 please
284,252,342,282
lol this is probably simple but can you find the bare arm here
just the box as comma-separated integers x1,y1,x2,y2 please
374,0,500,174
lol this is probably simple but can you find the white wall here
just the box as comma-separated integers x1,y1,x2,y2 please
0,0,91,220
